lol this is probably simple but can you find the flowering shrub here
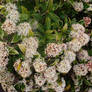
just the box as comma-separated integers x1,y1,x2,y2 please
0,0,92,92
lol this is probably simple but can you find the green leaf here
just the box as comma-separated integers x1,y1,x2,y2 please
18,44,26,54
15,83,25,92
0,5,4,9
28,29,34,37
62,23,68,31
20,13,30,21
21,6,30,14
45,17,51,30
32,13,42,21
11,34,21,43
84,79,92,86
48,0,53,11
7,46,19,55
49,12,60,24
0,28,4,39
88,49,92,56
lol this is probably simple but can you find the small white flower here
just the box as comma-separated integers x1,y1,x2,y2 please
77,50,90,61
51,78,66,92
67,39,82,52
57,59,71,73
34,73,46,86
73,2,84,12
64,50,76,64
70,31,80,39
46,74,58,83
6,10,20,23
33,58,47,73
24,80,33,92
17,22,32,36
22,37,38,58
72,24,85,33
14,59,32,78
1,19,16,34
44,66,56,79
22,37,38,49
78,33,90,46
73,64,88,76
45,43,63,57
0,70,14,84
6,3,17,12
0,42,8,71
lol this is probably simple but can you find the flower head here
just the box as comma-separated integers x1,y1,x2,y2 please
1,19,16,34
72,23,85,33
17,22,32,36
6,10,20,23
83,17,91,27
57,59,71,73
73,64,88,76
33,58,47,73
67,39,82,52
77,50,90,61
73,2,84,12
6,3,17,12
34,73,46,86
14,59,32,78
64,50,76,64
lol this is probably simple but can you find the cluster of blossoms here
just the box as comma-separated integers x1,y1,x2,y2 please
73,0,91,12
1,3,33,36
21,37,39,58
0,42,8,71
0,1,92,92
1,3,19,34
33,57,66,92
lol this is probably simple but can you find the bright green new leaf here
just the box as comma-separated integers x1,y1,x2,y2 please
45,17,51,30
11,34,21,43
18,44,26,54
7,46,19,55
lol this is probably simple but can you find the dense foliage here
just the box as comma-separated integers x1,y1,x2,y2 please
0,0,92,92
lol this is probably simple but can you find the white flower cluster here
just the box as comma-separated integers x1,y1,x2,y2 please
14,59,32,78
64,50,76,64
5,3,17,12
0,41,8,71
6,10,20,23
0,69,15,92
73,64,88,76
73,2,84,12
1,19,16,34
22,37,38,58
67,39,82,52
33,57,66,91
69,23,90,52
50,78,66,92
34,73,46,86
77,49,90,61
45,43,67,57
57,59,71,73
33,58,47,73
1,3,20,34
6,3,19,23
17,22,32,36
